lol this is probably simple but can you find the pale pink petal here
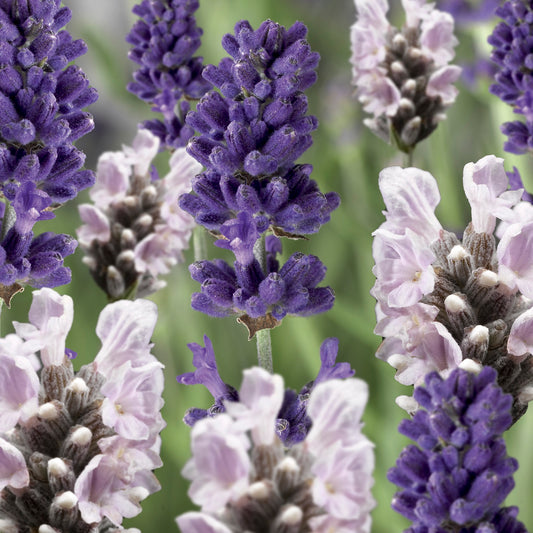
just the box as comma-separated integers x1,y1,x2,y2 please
77,204,111,246
224,367,284,446
13,288,73,367
306,379,369,455
427,65,462,104
463,155,522,234
508,308,533,358
94,299,158,377
90,151,131,208
0,437,29,490
124,128,160,176
419,10,458,66
401,0,433,27
498,221,533,297
183,414,251,513
378,166,442,240
176,512,233,533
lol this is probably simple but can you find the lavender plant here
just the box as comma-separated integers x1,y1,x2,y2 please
0,289,164,531
0,0,97,295
350,0,461,158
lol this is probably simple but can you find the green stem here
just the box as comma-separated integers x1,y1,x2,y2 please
403,148,414,167
255,328,273,373
193,225,209,262
253,233,273,372
1,200,16,241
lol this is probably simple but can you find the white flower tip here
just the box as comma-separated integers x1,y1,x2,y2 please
129,486,150,503
408,47,422,59
279,505,303,525
38,402,58,420
107,265,121,278
399,98,415,111
518,386,533,404
395,395,419,414
468,325,489,345
82,256,97,269
124,195,138,207
277,456,300,474
402,78,416,92
444,293,466,313
117,250,135,263
392,33,406,47
48,458,68,477
448,245,468,261
387,354,409,372
38,526,57,533
122,228,136,241
71,426,92,446
68,377,89,394
479,269,498,288
247,481,270,500
137,213,153,227
391,61,405,74
459,358,483,374
54,491,78,510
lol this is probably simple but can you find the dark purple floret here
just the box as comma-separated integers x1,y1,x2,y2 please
186,19,320,179
127,0,212,149
177,335,354,447
179,163,340,236
189,236,334,321
388,367,526,532
0,0,97,211
507,166,533,202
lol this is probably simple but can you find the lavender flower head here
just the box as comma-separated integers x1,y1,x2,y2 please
0,0,97,294
77,128,202,300
389,367,526,532
372,155,533,422
127,0,212,149
176,366,374,532
0,288,164,531
177,335,354,447
489,0,533,154
350,0,461,152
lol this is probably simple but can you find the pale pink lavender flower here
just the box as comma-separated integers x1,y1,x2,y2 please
0,288,164,531
350,0,461,151
176,366,375,532
372,154,533,421
77,128,202,299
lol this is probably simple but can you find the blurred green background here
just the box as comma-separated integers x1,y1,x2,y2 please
3,0,533,531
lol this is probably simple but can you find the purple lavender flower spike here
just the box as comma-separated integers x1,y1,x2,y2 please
187,19,320,179
388,367,527,532
0,0,97,205
350,0,461,152
488,0,533,154
373,155,533,422
190,239,334,323
0,288,164,531
177,367,375,531
127,0,212,149
179,163,340,237
178,336,354,447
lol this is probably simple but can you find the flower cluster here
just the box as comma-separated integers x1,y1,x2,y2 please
127,0,212,149
77,128,202,300
350,0,461,153
180,20,339,332
0,0,97,292
372,155,533,422
176,366,375,532
177,335,354,446
489,0,533,154
389,367,526,532
0,288,164,531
